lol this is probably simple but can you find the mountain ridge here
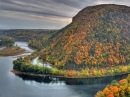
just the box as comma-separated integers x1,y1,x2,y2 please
39,4,130,70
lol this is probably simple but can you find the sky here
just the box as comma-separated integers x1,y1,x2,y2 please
0,0,130,29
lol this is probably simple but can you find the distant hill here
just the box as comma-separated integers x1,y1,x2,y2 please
39,4,130,70
0,29,58,41
0,29,58,49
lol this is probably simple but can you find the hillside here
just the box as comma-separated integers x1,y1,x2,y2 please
39,4,130,70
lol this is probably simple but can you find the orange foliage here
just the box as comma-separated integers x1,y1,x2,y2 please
107,92,114,97
103,88,110,95
111,86,119,93
46,55,49,61
119,79,127,84
67,70,74,77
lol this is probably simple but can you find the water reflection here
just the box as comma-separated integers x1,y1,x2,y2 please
63,74,128,85
16,74,66,86
15,74,58,83
15,73,129,85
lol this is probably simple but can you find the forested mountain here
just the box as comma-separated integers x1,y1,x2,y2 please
39,4,130,70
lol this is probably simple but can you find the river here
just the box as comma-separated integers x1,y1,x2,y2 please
0,42,128,97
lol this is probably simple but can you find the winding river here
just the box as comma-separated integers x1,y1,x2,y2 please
0,42,128,97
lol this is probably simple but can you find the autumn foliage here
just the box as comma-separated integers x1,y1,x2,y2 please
39,4,130,70
95,74,130,97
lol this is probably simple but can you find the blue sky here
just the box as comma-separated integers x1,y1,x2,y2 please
0,0,130,29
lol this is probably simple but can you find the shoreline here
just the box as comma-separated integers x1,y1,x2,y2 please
11,70,130,79
11,50,32,58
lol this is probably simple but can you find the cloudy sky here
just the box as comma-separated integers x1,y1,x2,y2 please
0,0,130,29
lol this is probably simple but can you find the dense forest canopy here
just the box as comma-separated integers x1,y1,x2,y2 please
39,4,130,70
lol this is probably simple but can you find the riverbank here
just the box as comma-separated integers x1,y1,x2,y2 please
12,57,130,79
11,70,130,79
12,70,67,78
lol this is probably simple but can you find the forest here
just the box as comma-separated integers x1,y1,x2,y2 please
12,4,130,79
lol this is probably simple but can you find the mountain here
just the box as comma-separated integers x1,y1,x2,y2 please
39,4,130,70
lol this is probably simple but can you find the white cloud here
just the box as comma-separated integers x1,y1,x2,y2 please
96,0,130,6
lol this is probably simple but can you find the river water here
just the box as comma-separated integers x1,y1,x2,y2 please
0,42,128,97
